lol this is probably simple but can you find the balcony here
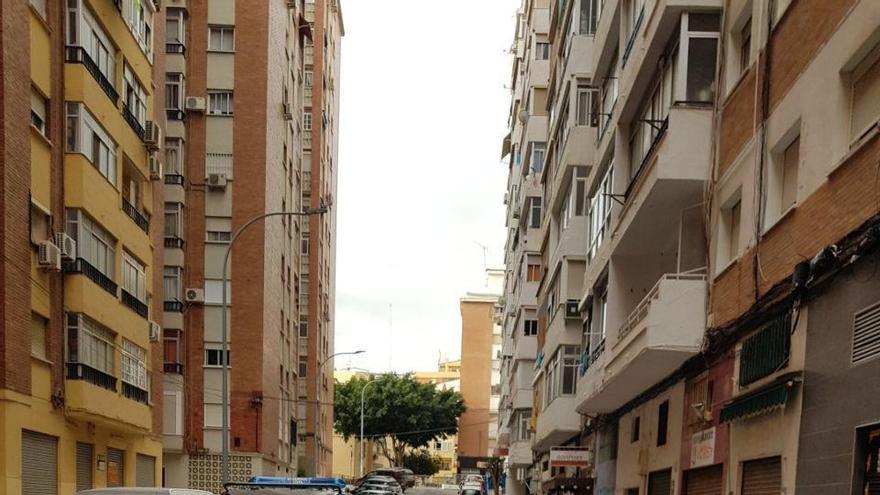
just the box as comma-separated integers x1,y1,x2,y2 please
123,105,146,141
509,439,533,467
164,362,184,374
66,363,116,392
164,237,185,249
577,273,707,413
121,289,149,318
166,42,186,55
122,382,150,405
64,258,117,297
164,174,185,186
164,300,184,313
548,125,596,213
64,46,119,104
166,108,186,121
122,199,149,233
66,365,151,432
534,395,581,451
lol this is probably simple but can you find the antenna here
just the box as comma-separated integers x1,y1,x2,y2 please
474,241,488,272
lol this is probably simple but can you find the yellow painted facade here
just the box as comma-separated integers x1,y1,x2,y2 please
0,2,163,493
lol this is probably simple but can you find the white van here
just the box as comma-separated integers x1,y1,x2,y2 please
76,488,214,495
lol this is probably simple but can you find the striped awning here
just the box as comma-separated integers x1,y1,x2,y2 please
719,377,797,423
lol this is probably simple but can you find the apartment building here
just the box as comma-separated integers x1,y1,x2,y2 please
1,0,165,491
457,269,504,473
499,1,880,495
157,0,341,489
301,0,344,477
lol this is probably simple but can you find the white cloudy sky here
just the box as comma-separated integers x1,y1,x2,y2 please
334,0,520,373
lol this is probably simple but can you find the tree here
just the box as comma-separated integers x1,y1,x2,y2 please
402,450,440,476
485,457,505,495
334,373,465,466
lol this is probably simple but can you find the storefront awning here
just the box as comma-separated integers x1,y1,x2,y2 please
719,374,799,423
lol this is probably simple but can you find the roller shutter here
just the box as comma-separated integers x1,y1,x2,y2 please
648,469,672,495
107,448,125,487
22,430,57,495
741,456,781,495
684,464,723,495
76,442,94,491
136,454,156,486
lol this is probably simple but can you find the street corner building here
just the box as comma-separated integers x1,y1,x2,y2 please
496,1,880,495
0,0,343,493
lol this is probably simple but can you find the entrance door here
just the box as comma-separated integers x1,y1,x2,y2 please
684,464,722,495
647,469,672,495
741,457,781,495
22,430,58,495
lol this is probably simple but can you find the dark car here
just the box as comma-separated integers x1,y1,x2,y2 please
359,469,414,491
224,477,346,495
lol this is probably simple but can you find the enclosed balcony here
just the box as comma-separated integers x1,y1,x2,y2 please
534,394,581,451
577,272,706,413
534,345,581,450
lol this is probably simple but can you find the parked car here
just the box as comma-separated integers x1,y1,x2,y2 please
459,483,483,495
359,469,413,491
77,490,213,495
223,476,347,495
355,478,402,495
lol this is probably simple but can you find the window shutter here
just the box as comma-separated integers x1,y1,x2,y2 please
76,443,94,491
739,312,791,386
741,456,781,495
853,301,880,365
684,465,723,495
22,431,58,495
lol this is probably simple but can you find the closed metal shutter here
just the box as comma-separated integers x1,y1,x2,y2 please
107,448,125,487
22,430,57,495
136,454,156,487
741,456,781,495
648,469,672,495
684,465,723,495
76,442,94,491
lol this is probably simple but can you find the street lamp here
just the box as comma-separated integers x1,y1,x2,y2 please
315,350,365,475
220,207,328,484
359,379,377,477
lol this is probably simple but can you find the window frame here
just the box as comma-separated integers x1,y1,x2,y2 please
207,91,234,116
208,25,235,52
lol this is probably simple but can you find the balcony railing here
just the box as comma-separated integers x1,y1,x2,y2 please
123,105,146,141
66,362,116,391
121,289,149,318
64,258,117,297
122,382,149,404
616,270,707,344
164,237,184,249
164,362,184,374
166,108,186,121
590,338,606,364
166,42,186,55
64,46,119,104
206,153,233,178
164,300,185,313
622,8,646,67
122,199,149,233
164,174,185,186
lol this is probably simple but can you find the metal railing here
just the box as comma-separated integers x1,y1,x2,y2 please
164,237,185,249
122,382,149,404
164,174,185,186
166,108,186,121
66,362,117,391
164,362,184,374
166,42,186,55
122,199,149,233
164,300,185,313
122,104,146,141
121,289,149,318
615,270,707,345
64,258,117,296
64,46,119,104
590,339,606,364
206,153,233,178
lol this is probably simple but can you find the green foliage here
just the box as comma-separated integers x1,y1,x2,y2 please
402,450,441,476
334,373,465,465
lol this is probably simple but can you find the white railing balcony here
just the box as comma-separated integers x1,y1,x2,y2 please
577,271,707,414
206,153,233,178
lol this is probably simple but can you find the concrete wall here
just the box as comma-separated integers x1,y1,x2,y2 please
458,300,495,458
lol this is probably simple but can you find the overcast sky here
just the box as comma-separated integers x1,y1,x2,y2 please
334,0,520,374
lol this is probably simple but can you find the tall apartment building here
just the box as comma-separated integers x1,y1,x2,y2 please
1,0,166,491
498,1,880,495
157,0,342,489
457,269,504,473
300,0,344,477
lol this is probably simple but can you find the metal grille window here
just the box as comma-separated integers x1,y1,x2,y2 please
164,138,184,176
852,301,880,365
208,91,234,115
739,312,791,387
648,469,672,495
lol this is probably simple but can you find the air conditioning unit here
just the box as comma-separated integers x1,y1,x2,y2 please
283,102,293,120
185,96,206,113
38,241,62,271
207,173,228,189
54,232,76,261
564,300,580,320
144,120,161,150
184,288,205,303
148,153,163,181
149,321,161,342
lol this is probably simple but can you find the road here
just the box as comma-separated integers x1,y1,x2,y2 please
409,487,458,495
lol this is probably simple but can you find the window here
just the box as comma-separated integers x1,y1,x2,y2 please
164,138,184,176
599,53,620,134
208,26,234,51
588,164,613,259
204,404,230,428
739,18,752,74
31,90,47,136
206,230,231,243
623,0,646,52
66,209,116,278
631,416,640,443
780,136,800,212
208,91,233,116
30,202,50,245
66,313,115,376
304,70,313,88
66,103,117,184
530,142,546,174
166,8,184,45
527,263,542,282
163,266,182,302
204,346,230,367
299,317,308,338
204,280,232,304
720,196,741,267
66,0,116,84
303,111,312,131
850,44,880,141
535,42,550,60
629,45,676,177
657,400,669,446
529,197,542,229
684,14,720,102
123,64,147,126
524,320,538,336
165,73,184,110
853,423,880,494
121,252,147,302
31,313,47,360
164,202,183,239
121,338,148,390
298,362,307,377
544,345,580,405
122,0,154,57
579,0,599,35
514,409,531,441
576,86,596,126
